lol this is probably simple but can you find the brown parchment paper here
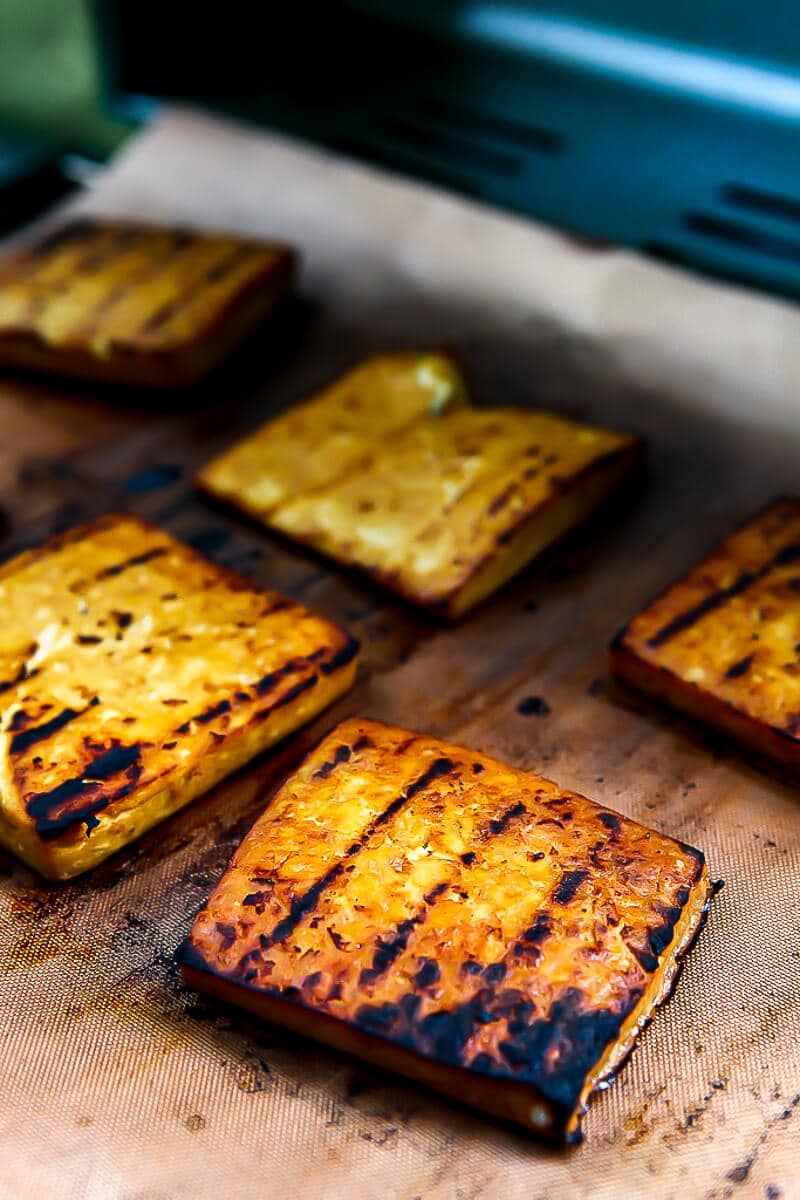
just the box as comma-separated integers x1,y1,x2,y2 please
0,107,798,1200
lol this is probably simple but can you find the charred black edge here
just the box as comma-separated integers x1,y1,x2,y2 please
179,954,578,1144
566,866,718,1144
175,724,715,1144
179,868,714,1147
609,495,800,653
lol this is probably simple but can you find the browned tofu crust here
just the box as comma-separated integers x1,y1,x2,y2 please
0,220,296,387
611,497,800,772
0,515,357,878
197,353,642,617
179,718,711,1143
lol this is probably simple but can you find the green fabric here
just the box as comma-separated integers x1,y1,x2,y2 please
0,0,129,157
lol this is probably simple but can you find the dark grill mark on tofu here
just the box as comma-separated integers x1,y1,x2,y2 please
269,675,319,711
254,659,309,696
320,636,360,675
177,698,233,733
10,698,99,755
725,653,755,679
488,800,526,836
313,743,352,780
0,660,38,694
358,882,449,989
95,547,168,581
203,243,254,283
487,483,517,516
360,917,422,987
647,542,800,648
26,743,143,837
260,758,455,952
553,870,590,906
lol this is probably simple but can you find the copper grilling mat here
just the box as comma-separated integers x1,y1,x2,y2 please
0,108,798,1200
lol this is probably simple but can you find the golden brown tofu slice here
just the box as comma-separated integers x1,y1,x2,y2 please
197,355,642,618
0,516,358,880
198,352,469,514
0,220,295,387
611,497,800,772
179,717,711,1143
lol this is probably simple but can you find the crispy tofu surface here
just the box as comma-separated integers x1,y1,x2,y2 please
612,497,800,772
0,516,357,879
197,354,641,617
179,718,711,1143
0,220,295,386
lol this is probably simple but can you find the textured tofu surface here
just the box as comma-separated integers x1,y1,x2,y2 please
0,220,295,386
0,516,358,879
179,718,710,1142
612,497,800,770
197,354,641,617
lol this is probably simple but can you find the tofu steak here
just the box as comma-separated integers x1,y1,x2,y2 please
179,718,711,1143
0,515,357,879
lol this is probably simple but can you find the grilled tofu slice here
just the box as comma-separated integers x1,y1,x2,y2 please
611,496,800,773
197,354,642,618
0,220,295,387
0,515,357,880
179,717,711,1143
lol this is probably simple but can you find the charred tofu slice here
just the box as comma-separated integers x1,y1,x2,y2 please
179,717,711,1143
0,516,357,880
0,220,295,387
611,497,800,772
197,355,641,618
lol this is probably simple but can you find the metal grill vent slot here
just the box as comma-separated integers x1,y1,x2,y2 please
723,183,800,226
333,135,481,197
416,97,566,156
375,114,524,177
683,212,800,265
